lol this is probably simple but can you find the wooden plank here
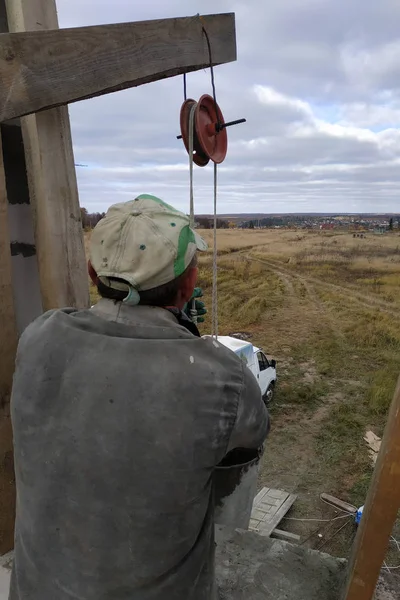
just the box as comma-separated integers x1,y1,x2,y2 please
257,494,297,537
320,493,357,515
253,487,270,506
251,488,297,538
268,489,289,499
271,529,301,543
0,13,237,121
341,376,400,600
0,124,18,555
249,518,261,530
5,0,89,310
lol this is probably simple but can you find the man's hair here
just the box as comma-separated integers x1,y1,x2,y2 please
96,255,197,307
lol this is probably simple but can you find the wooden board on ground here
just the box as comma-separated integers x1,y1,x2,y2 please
320,493,357,515
0,13,236,121
249,487,297,538
271,528,301,543
364,431,381,466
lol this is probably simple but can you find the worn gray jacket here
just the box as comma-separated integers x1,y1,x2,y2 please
10,300,269,600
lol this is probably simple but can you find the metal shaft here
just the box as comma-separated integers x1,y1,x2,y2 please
177,118,246,140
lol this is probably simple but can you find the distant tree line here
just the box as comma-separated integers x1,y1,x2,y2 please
196,217,229,229
241,217,287,228
80,207,105,229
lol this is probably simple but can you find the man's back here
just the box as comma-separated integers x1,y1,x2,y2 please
10,300,268,600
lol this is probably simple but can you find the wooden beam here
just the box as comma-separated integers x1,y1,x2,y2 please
341,376,400,600
271,529,301,543
0,0,40,554
320,493,357,515
5,0,89,311
0,13,236,121
0,123,18,556
1,120,43,331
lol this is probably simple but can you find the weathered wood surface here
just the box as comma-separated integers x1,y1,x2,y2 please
0,0,33,555
5,0,89,311
271,528,301,543
1,120,42,331
0,124,18,555
341,376,400,600
250,487,297,538
0,13,237,121
320,493,357,515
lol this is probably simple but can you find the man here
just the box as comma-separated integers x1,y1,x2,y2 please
10,194,269,600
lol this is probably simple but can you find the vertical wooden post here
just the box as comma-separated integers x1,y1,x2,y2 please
1,121,43,334
342,377,400,600
0,126,18,556
0,0,43,555
5,0,89,311
0,0,89,552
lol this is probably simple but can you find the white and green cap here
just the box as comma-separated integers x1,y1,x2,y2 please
90,194,208,305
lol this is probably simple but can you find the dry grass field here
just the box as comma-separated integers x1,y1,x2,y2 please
197,228,400,559
87,228,400,560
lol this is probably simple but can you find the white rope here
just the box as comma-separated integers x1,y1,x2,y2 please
187,101,218,338
212,162,218,338
188,103,196,228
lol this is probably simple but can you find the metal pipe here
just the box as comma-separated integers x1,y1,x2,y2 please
176,118,246,140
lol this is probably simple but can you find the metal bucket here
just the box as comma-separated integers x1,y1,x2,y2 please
214,447,262,530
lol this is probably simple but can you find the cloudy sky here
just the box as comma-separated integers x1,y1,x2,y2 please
56,0,400,215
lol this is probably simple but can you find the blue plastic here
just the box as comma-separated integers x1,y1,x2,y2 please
355,505,364,525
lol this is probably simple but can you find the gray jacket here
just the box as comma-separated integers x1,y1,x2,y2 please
10,300,269,600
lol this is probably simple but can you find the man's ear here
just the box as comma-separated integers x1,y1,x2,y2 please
181,266,198,303
186,266,198,296
175,266,198,309
88,261,98,286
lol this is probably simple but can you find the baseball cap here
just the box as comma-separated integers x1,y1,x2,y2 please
90,194,208,305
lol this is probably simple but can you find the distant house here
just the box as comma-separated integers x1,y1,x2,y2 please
320,223,335,230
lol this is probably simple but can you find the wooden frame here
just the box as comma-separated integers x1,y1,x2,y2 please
0,1,237,555
0,13,237,122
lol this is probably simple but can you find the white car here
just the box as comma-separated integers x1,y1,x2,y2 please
204,335,277,404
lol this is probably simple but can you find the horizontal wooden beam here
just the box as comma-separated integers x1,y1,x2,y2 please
0,13,236,121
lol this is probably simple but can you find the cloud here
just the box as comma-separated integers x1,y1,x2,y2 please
55,0,400,213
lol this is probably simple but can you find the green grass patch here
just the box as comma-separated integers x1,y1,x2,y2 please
316,402,366,466
366,365,398,416
349,469,374,506
198,256,285,331
278,380,329,408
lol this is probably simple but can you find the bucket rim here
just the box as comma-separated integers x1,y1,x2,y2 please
215,454,261,471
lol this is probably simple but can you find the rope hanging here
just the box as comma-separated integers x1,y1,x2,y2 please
181,14,246,339
188,103,196,229
188,101,219,338
212,162,218,338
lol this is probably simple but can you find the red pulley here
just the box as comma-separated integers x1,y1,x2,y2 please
180,99,210,167
179,94,228,166
196,95,227,164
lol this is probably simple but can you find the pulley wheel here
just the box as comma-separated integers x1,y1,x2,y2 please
180,99,209,167
195,94,228,164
